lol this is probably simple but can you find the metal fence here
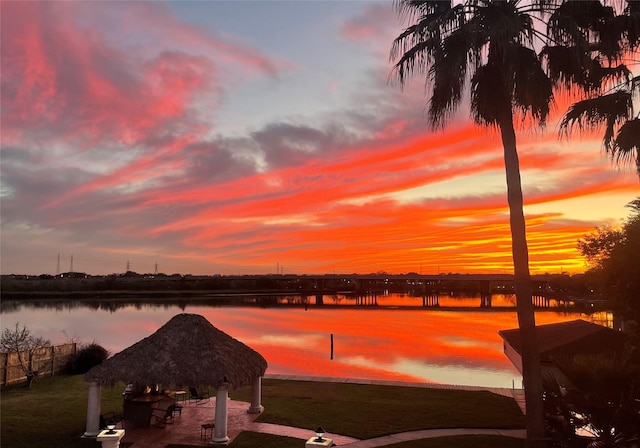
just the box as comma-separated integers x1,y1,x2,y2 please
0,342,77,386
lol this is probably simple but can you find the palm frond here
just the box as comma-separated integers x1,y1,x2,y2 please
470,64,511,126
597,13,628,60
611,118,640,175
428,25,481,127
559,91,633,138
512,45,553,125
588,63,632,89
619,2,640,50
625,196,640,212
390,17,435,63
540,44,589,89
393,0,451,23
548,0,614,44
391,39,436,86
390,2,467,88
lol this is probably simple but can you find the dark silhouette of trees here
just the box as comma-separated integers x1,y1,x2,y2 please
390,2,638,444
390,2,557,443
543,1,640,175
579,197,640,330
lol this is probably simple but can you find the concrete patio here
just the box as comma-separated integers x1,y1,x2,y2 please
118,395,359,447
115,375,527,447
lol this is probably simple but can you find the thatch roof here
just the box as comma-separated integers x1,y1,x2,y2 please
85,313,267,389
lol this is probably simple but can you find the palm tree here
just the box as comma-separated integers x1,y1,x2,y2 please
542,0,640,175
390,1,559,445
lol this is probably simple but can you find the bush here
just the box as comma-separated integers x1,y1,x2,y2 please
65,342,109,374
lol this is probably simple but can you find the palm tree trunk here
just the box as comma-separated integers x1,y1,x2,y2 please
499,118,546,447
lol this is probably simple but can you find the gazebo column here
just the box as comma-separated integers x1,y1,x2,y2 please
212,382,229,445
83,381,102,438
248,376,264,414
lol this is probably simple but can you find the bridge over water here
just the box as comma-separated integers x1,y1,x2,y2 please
226,273,596,310
230,273,555,296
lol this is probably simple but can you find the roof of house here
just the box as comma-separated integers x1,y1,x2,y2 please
498,319,627,361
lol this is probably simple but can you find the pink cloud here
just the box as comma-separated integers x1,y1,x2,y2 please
1,1,286,152
340,3,396,45
1,2,215,149
114,1,289,77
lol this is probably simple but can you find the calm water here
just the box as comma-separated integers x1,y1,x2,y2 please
1,293,603,388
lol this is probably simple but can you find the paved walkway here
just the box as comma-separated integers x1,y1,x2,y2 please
120,375,527,447
251,422,526,447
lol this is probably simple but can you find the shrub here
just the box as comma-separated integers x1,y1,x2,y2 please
65,342,109,374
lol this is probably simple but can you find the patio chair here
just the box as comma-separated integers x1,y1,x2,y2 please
152,404,176,427
189,386,210,405
170,403,183,419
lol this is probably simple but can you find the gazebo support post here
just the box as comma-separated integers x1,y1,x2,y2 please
83,381,102,438
248,376,264,414
212,382,230,445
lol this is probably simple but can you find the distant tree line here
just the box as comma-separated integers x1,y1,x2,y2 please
578,197,640,331
1,271,590,298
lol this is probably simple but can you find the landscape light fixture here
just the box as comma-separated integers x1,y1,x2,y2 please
315,427,325,442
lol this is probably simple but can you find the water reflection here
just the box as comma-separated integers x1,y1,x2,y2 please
1,294,603,388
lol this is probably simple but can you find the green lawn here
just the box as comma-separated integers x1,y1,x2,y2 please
1,375,524,448
234,379,525,439
0,375,125,448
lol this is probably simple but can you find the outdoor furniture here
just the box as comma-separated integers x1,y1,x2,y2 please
123,393,165,427
171,404,183,419
173,390,187,404
152,403,176,427
201,423,214,439
189,386,210,405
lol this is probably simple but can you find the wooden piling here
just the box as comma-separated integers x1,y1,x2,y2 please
330,334,334,360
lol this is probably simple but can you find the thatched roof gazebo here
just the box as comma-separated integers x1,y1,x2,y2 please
83,313,268,444
86,313,267,388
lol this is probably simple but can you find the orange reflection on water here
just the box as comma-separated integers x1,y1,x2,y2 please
193,306,581,388
2,300,585,389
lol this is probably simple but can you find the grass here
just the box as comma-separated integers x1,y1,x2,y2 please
0,375,125,448
1,375,525,448
233,379,524,439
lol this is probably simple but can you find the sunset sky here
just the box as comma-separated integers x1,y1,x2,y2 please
1,0,638,276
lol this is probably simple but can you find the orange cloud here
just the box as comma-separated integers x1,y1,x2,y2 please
1,1,636,276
